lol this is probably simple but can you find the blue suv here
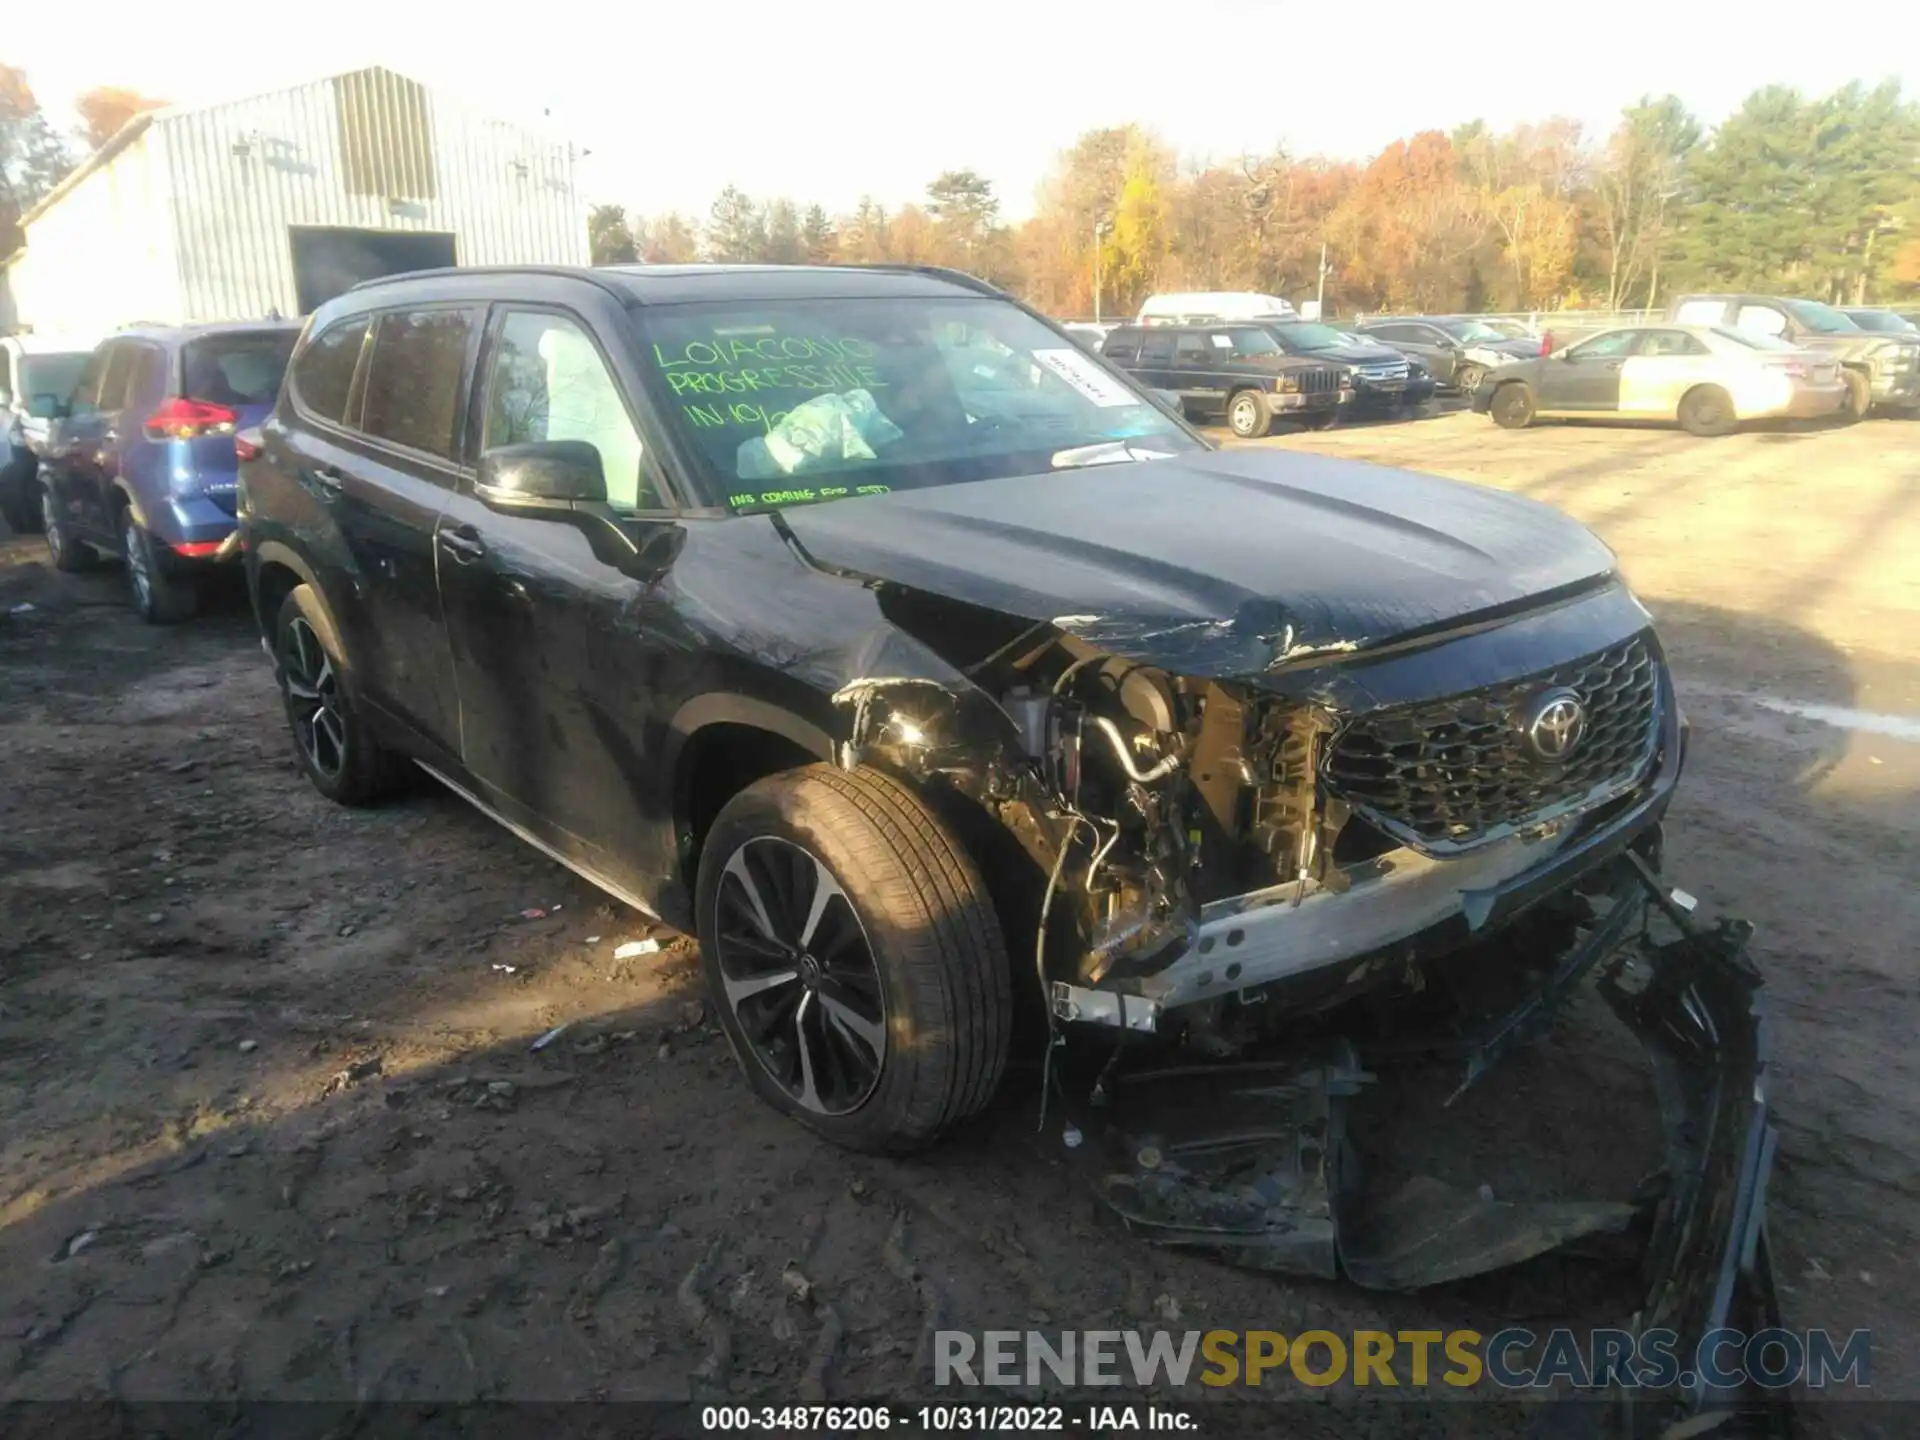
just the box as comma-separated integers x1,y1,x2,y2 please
39,321,299,621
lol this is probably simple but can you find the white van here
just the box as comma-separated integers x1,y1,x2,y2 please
1137,291,1298,326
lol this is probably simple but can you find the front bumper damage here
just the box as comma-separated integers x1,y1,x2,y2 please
1070,856,1785,1436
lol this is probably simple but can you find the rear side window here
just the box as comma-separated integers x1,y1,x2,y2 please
68,348,109,413
291,317,369,423
1101,331,1141,363
361,308,479,460
1672,299,1727,326
1137,331,1175,364
124,345,167,407
1734,304,1788,339
185,331,297,408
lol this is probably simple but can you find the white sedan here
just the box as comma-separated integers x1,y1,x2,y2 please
1471,323,1851,435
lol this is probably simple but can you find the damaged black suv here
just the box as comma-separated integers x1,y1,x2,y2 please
240,263,1690,1154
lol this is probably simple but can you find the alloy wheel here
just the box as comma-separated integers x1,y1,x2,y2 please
123,516,152,613
282,615,348,781
712,836,886,1116
1231,396,1261,435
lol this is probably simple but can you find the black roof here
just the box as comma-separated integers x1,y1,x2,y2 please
344,262,1004,307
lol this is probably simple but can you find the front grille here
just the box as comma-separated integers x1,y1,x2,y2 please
1357,360,1410,382
1297,367,1342,395
1323,635,1661,850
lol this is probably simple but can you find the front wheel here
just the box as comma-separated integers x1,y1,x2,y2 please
121,511,198,623
274,584,405,806
697,764,1013,1154
1226,389,1273,439
1490,382,1536,430
1453,363,1486,395
41,485,95,573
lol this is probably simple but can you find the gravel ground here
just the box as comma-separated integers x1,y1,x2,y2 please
1,407,1914,1431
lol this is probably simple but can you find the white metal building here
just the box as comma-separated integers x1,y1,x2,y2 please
0,67,587,336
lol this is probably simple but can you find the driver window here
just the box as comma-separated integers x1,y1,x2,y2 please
484,310,655,510
1174,334,1214,365
1569,330,1641,359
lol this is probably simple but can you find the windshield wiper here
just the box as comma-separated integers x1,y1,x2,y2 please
1051,440,1177,470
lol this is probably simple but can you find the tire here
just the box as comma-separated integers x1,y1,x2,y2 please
1838,369,1870,424
1226,389,1273,439
697,764,1013,1154
274,583,405,806
41,483,96,573
120,509,198,623
1677,385,1737,438
1490,382,1536,430
1453,363,1486,395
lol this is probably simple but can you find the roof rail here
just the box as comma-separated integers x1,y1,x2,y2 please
343,264,627,300
851,263,1006,298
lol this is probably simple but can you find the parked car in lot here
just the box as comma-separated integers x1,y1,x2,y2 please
1250,320,1417,414
1099,322,1347,436
1349,316,1537,393
37,321,299,621
1839,307,1918,336
1466,316,1541,342
240,262,1693,1163
1667,294,1920,418
1472,323,1848,435
1,333,97,533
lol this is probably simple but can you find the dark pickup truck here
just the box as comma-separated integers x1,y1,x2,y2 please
1100,322,1348,437
1254,320,1420,412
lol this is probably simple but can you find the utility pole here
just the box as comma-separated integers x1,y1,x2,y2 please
1316,241,1330,316
1092,217,1108,324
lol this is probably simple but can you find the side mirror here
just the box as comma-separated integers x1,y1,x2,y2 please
28,393,68,420
475,440,607,515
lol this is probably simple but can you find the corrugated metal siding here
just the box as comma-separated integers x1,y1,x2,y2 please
162,67,586,321
7,129,181,334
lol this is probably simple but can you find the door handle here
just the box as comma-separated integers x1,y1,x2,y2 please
304,464,344,493
438,527,487,563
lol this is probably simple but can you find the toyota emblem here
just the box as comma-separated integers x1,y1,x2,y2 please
1525,689,1586,762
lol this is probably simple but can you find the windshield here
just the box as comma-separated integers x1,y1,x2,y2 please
1269,322,1351,351
184,332,297,407
1712,326,1796,352
1781,299,1859,335
1844,310,1915,334
1225,328,1284,356
18,352,89,402
635,297,1200,511
1435,318,1504,342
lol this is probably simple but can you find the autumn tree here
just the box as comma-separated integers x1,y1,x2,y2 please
1590,96,1699,309
1458,118,1587,309
802,205,835,264
637,212,700,264
1,63,71,254
1103,143,1171,313
706,184,766,263
926,169,998,266
763,198,804,264
1327,131,1482,312
587,203,639,265
74,86,165,149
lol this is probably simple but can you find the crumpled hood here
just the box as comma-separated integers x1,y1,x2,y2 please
778,448,1618,676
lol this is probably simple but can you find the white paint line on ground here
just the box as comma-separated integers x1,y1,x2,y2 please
1748,696,1920,743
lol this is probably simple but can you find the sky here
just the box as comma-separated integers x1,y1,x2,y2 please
12,0,1920,222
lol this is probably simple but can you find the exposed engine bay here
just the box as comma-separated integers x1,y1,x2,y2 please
828,587,1780,1435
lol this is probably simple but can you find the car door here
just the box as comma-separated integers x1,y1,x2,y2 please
1134,329,1177,396
1173,330,1230,415
110,341,170,519
1618,329,1713,416
436,302,683,892
1538,329,1639,411
322,305,479,752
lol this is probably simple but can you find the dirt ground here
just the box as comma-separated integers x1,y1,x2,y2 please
1,407,1915,1430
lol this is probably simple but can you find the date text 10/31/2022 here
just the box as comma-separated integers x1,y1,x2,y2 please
699,1404,1198,1431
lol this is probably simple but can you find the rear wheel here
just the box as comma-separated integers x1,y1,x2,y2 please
121,510,198,623
1490,382,1536,430
1227,389,1273,439
1838,369,1870,424
41,484,95,573
697,764,1013,1154
274,584,404,806
1677,385,1736,438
